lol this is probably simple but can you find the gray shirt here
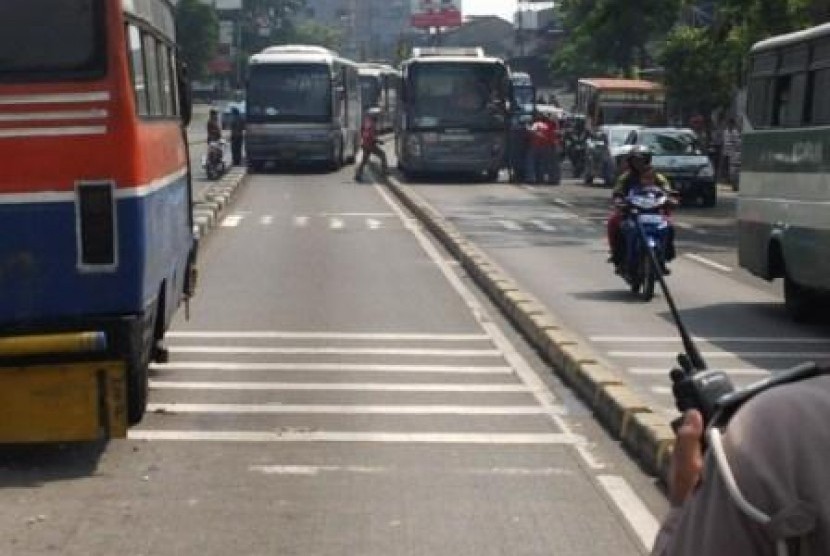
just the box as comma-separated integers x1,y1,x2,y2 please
652,374,830,555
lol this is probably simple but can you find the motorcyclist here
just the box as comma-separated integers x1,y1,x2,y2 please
607,145,677,274
207,109,222,143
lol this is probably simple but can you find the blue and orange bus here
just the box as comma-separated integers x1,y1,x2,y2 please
0,0,197,424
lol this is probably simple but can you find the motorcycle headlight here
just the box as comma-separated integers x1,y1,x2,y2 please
698,163,715,179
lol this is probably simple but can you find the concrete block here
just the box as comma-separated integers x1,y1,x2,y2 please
569,361,624,404
594,384,652,439
622,411,676,479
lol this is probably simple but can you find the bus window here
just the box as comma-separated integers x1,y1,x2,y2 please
127,25,150,116
0,0,106,83
812,68,830,124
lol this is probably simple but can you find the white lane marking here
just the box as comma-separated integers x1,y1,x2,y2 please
674,221,694,230
250,465,386,475
167,346,502,357
150,382,530,393
148,403,560,415
592,336,830,344
366,218,382,230
376,181,654,537
129,430,582,444
260,216,274,225
150,362,512,374
166,331,490,341
248,465,575,476
0,109,108,122
650,386,672,396
553,198,573,208
530,219,557,232
321,212,395,217
610,351,830,359
330,217,344,230
684,253,733,272
575,445,606,470
221,215,243,227
597,475,660,552
629,367,771,377
546,212,580,220
499,220,523,231
293,216,309,227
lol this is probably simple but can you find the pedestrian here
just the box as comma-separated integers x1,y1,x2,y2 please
652,370,830,555
230,107,244,166
722,117,741,189
710,116,724,179
354,108,388,182
206,108,222,143
525,111,559,185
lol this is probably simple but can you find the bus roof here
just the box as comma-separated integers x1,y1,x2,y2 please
260,44,340,57
403,55,505,66
578,78,664,91
750,22,830,53
249,48,354,67
357,63,399,77
411,47,485,58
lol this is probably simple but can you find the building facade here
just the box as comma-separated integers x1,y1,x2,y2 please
302,0,411,62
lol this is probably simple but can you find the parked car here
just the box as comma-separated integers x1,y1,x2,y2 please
618,127,717,207
584,124,641,186
220,100,246,130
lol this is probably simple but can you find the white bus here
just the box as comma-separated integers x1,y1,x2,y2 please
357,63,400,133
245,45,361,171
738,23,830,319
396,47,510,180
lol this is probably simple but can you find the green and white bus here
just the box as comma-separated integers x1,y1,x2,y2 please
739,23,830,319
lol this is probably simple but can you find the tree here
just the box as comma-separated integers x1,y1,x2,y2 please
240,0,307,54
552,0,682,83
175,0,219,80
292,21,344,52
658,25,734,124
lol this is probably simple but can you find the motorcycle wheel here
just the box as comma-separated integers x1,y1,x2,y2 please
640,250,656,301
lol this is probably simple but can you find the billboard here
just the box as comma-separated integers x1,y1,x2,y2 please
411,0,462,29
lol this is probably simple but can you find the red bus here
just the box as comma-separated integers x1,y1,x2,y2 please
0,0,197,424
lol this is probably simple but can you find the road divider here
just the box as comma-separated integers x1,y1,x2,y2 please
375,165,676,483
191,167,247,241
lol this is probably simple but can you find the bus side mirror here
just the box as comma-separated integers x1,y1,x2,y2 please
177,61,193,127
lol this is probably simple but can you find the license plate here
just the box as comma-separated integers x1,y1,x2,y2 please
638,214,664,225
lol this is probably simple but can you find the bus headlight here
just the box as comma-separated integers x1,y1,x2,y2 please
406,136,422,157
698,163,715,179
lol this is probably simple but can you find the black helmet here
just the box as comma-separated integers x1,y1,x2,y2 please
627,144,653,166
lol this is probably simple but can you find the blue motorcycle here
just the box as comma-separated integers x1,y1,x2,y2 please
619,186,673,301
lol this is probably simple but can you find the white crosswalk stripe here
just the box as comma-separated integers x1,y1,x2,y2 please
135,330,573,445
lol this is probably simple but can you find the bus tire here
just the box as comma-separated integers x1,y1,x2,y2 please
328,140,343,171
126,304,157,425
701,187,717,208
784,273,818,322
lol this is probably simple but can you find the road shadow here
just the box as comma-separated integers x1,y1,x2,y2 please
572,289,654,304
655,300,830,372
0,441,107,488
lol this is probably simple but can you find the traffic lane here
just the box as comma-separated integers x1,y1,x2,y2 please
402,177,830,419
0,165,660,555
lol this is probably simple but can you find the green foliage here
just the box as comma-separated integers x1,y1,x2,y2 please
292,21,344,52
240,0,307,54
658,25,733,121
552,0,681,82
175,0,219,80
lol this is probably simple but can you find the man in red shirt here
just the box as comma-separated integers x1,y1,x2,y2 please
525,111,560,184
354,108,389,181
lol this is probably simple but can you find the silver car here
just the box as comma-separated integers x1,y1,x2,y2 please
584,124,641,186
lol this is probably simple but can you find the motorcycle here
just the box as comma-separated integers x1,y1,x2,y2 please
563,133,587,179
202,139,228,180
618,186,673,301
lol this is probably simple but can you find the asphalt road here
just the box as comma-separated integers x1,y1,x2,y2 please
398,164,830,420
0,161,669,555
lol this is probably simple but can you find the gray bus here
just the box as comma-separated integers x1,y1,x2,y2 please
395,47,510,181
738,23,830,319
245,45,361,171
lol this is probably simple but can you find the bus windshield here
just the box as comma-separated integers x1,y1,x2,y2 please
600,105,664,126
409,63,508,130
0,0,106,83
359,76,381,110
247,64,332,123
513,86,535,113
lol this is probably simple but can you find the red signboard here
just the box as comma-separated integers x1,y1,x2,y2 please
410,0,462,28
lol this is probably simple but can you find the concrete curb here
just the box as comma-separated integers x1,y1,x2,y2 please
191,168,247,241
377,168,674,482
